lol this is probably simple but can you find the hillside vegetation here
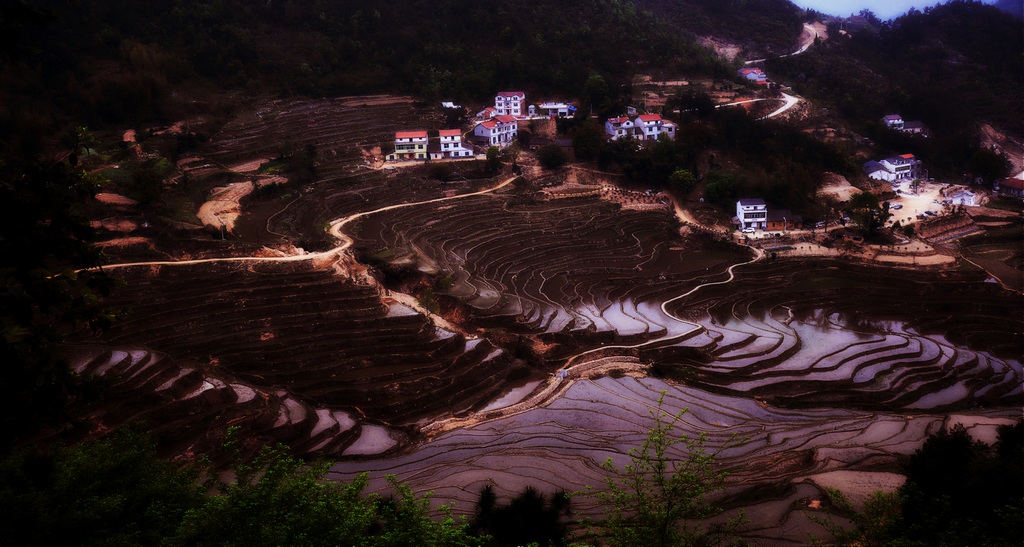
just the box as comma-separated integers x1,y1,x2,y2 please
768,1,1023,148
2,0,744,155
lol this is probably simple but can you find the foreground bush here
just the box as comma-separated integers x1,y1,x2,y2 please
0,429,485,547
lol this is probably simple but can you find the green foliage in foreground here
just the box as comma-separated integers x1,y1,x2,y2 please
0,429,485,547
811,421,1024,547
584,392,745,547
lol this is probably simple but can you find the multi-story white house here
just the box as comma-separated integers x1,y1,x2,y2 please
495,91,526,117
634,114,676,141
474,115,518,148
430,129,474,160
386,130,429,161
605,116,636,140
863,154,922,182
881,114,904,130
736,198,768,230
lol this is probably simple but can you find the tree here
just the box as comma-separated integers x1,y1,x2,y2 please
536,144,568,170
669,169,697,197
702,172,737,208
175,438,486,547
0,427,205,546
848,191,890,238
0,157,114,449
471,485,570,546
583,72,609,115
1,428,487,546
485,146,501,173
587,392,743,547
812,421,1024,547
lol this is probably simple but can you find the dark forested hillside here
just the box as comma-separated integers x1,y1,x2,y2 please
768,1,1022,140
636,0,805,57
2,0,741,154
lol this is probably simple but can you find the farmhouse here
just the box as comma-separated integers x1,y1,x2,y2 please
495,91,526,118
386,130,429,161
882,114,928,135
605,116,636,140
736,198,767,230
996,177,1024,197
948,189,976,206
881,114,904,130
634,114,676,141
766,209,802,231
474,115,518,148
476,106,496,121
430,129,474,160
863,153,922,182
737,67,769,86
535,101,576,118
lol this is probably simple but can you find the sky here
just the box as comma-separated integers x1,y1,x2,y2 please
788,0,997,21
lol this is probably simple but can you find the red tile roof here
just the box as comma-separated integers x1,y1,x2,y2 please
479,120,498,129
607,116,631,124
494,115,517,123
638,114,662,122
497,91,525,98
900,153,915,159
1001,177,1024,190
395,131,428,139
439,129,462,137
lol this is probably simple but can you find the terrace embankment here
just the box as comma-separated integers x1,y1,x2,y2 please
71,256,519,459
349,185,752,361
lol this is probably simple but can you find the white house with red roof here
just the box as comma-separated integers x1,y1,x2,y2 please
386,130,429,161
863,153,922,182
634,114,676,141
737,67,769,86
430,129,474,160
474,115,518,148
476,106,497,121
495,91,526,117
879,154,922,181
605,116,636,140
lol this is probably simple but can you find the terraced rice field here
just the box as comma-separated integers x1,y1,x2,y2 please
73,96,1022,543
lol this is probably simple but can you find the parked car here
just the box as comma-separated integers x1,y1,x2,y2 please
742,227,755,233
890,204,903,210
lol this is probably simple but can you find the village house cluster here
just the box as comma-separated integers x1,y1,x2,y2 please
387,89,679,162
881,114,928,136
385,129,474,162
604,113,676,141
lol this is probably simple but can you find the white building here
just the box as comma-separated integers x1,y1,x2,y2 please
537,102,575,118
736,198,767,230
495,91,526,118
474,115,518,148
948,189,976,206
605,116,636,140
386,130,429,161
430,129,474,160
881,114,904,130
863,154,922,182
634,114,676,141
